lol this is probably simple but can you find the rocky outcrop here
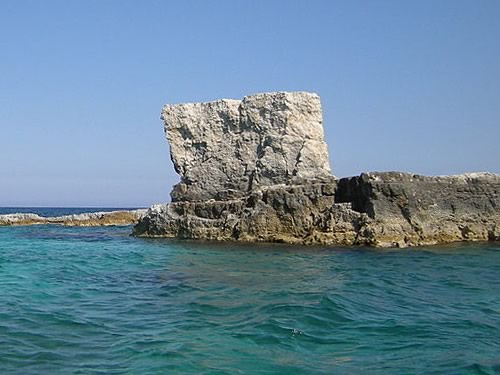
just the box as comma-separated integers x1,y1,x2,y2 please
133,91,500,247
335,172,500,247
0,210,146,227
133,178,351,244
162,91,331,202
133,172,500,247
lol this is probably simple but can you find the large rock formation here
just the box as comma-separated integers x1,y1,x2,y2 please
162,92,331,202
133,92,500,248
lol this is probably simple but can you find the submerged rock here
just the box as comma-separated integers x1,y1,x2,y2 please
134,92,500,247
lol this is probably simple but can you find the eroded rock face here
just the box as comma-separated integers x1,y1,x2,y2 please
134,91,500,248
162,92,331,201
134,171,500,247
336,172,500,247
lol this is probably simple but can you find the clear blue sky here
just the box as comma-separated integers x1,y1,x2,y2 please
1,0,499,207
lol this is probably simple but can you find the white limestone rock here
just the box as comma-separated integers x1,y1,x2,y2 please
161,91,332,201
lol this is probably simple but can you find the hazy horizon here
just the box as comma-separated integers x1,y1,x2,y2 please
2,0,499,207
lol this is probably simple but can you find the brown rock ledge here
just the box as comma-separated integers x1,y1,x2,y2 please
133,172,500,247
0,210,146,227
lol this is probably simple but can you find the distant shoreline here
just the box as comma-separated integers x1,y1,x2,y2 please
0,209,146,227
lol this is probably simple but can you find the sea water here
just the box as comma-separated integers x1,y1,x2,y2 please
0,210,499,374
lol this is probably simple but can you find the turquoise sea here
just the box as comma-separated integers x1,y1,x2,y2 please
1,209,499,374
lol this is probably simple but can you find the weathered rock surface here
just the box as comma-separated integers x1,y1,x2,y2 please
133,172,500,247
336,172,500,247
0,210,146,227
162,91,331,202
134,91,500,248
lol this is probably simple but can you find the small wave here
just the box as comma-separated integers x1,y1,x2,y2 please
0,226,499,374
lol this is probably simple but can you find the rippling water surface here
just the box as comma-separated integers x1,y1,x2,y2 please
1,223,499,374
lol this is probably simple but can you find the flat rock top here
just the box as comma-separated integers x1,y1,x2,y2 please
364,171,500,183
161,91,332,201
0,210,147,226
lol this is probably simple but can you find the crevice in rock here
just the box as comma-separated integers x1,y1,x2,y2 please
292,141,306,177
334,175,375,218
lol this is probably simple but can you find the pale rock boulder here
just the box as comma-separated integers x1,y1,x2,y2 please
161,92,331,201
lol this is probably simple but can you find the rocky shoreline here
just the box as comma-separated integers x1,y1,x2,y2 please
133,172,500,247
133,91,500,248
0,210,146,227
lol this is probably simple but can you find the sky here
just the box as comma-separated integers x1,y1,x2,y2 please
1,0,499,207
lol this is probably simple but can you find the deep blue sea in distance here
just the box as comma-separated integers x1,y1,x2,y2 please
1,208,499,374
